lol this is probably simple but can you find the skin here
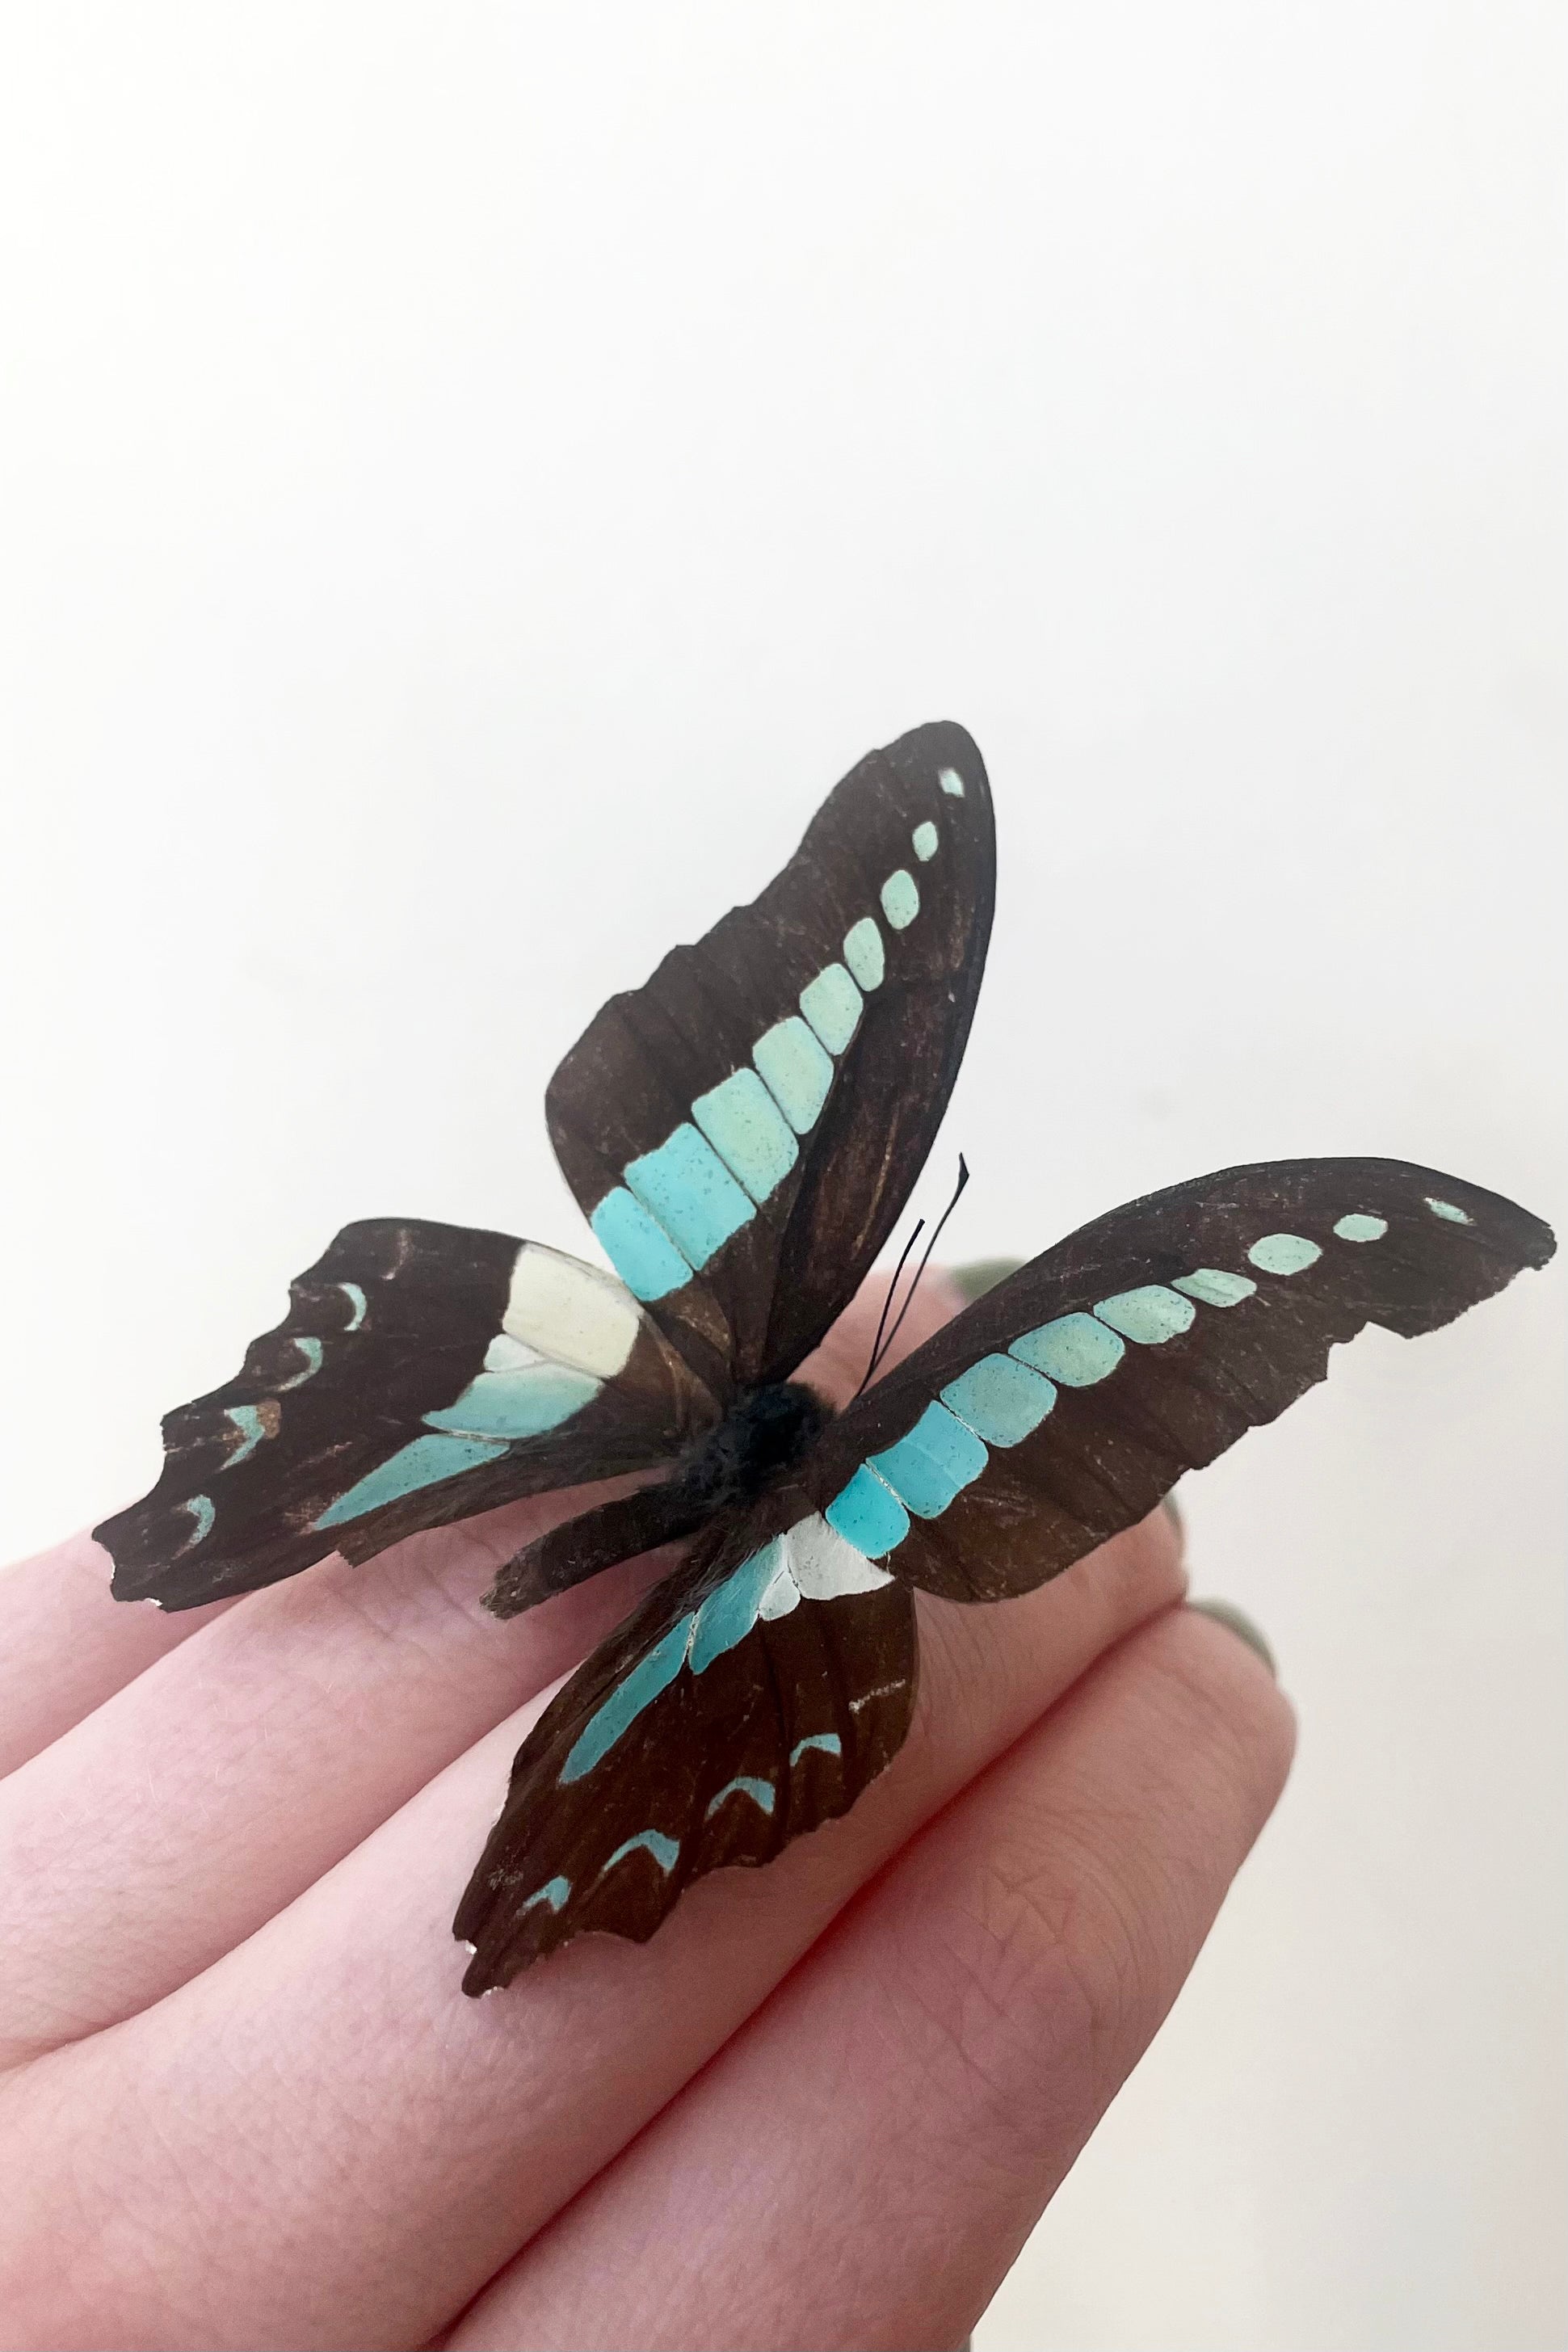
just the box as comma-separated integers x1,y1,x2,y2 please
0,1274,1294,2351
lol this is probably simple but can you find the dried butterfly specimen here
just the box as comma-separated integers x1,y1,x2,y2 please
94,723,1554,1992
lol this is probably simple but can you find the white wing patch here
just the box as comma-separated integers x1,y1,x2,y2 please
312,1244,641,1533
784,1513,893,1600
502,1242,641,1377
557,1513,893,1785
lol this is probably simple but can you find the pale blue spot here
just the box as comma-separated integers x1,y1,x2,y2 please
1011,1314,1125,1386
591,1187,692,1302
843,918,885,990
483,1333,536,1374
692,1069,798,1204
222,1403,270,1470
313,1431,509,1529
911,820,939,861
705,1776,776,1820
1248,1233,1322,1276
179,1493,215,1548
423,1364,599,1439
276,1336,324,1391
1425,1197,1472,1225
940,1354,1056,1445
881,869,919,929
825,1465,910,1557
938,766,965,797
754,1016,834,1134
625,1124,755,1269
521,1875,570,1916
1172,1269,1258,1308
791,1731,842,1764
338,1281,368,1332
1094,1285,1197,1344
603,1829,680,1876
690,1540,785,1673
1334,1214,1389,1243
561,1614,695,1783
799,963,863,1054
870,1403,989,1518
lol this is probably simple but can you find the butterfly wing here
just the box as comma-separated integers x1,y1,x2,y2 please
455,1501,916,1990
793,1158,1555,1602
455,1155,1551,1988
95,1219,717,1609
544,719,995,1401
97,720,990,1613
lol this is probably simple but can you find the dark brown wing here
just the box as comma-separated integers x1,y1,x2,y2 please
96,1220,716,1609
786,1157,1553,1601
545,720,995,1401
452,1154,1552,1988
455,1503,915,1991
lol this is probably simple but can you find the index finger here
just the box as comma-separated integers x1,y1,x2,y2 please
0,1266,956,1782
0,1517,1184,2351
0,1529,230,1778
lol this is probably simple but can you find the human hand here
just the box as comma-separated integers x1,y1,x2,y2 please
0,1272,1293,2350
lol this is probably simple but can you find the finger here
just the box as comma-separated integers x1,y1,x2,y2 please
0,1517,1185,2352
449,1605,1293,2351
0,1270,945,1786
0,1274,961,2056
0,1529,232,1778
0,1483,662,2063
793,1265,963,1400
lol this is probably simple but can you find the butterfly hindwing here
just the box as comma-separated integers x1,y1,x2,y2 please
89,711,1557,1992
458,1150,1553,1989
455,1502,917,1990
544,720,996,1401
793,1157,1555,1604
95,1220,717,1609
96,722,993,1614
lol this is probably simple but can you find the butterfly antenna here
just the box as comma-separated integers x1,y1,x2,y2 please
855,1218,927,1399
873,1155,971,1374
856,1155,972,1395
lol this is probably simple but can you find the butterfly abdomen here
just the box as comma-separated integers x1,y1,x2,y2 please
482,1380,831,1619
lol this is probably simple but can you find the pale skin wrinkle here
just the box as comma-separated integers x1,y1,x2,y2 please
0,1270,1291,2351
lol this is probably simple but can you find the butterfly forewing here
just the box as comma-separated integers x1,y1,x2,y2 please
795,1158,1555,1604
86,715,1555,1993
95,1220,716,1609
93,717,996,1611
544,721,996,1401
456,1151,1553,1988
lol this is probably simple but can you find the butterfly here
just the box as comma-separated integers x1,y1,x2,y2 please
93,722,1556,1995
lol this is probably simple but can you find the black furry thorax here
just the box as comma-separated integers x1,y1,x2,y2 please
671,1381,832,1513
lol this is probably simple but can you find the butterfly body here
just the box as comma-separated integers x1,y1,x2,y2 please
668,1379,834,1515
90,721,1555,1992
483,1377,832,1619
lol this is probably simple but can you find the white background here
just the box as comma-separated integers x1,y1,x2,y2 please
1,7,1562,2346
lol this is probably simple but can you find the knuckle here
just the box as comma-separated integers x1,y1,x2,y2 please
874,1811,1148,2181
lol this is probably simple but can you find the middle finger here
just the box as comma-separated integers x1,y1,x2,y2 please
0,1480,662,2064
0,1275,956,2060
1,1519,1182,2352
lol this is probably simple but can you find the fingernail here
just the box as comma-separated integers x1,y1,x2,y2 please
948,1256,1025,1303
1189,1598,1277,1677
1162,1488,1183,1541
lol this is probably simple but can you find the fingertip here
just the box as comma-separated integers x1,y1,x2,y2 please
947,1256,1025,1304
1188,1596,1276,1679
1167,1601,1299,1813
